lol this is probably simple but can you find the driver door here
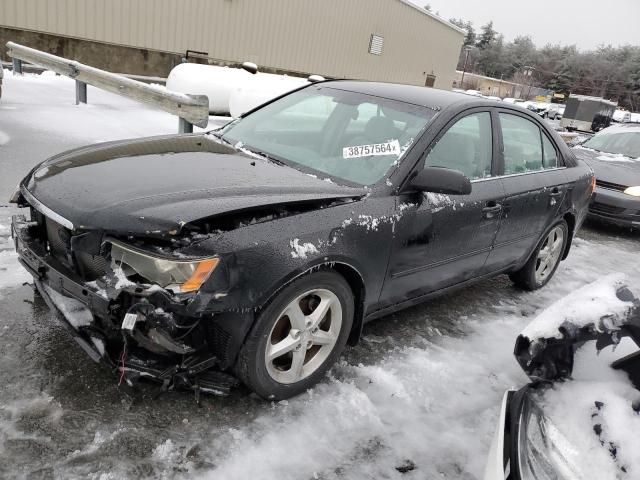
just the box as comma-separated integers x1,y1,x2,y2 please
379,110,505,308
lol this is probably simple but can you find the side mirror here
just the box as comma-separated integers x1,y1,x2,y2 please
408,167,471,195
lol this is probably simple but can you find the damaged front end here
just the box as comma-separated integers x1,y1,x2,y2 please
11,210,240,398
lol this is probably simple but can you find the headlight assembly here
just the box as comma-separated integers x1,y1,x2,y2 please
110,241,219,293
624,186,640,197
516,391,584,480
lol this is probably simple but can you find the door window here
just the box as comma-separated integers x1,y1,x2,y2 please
500,114,544,174
542,134,558,168
424,112,493,180
500,113,560,173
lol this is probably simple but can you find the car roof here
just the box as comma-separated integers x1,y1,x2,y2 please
320,80,483,111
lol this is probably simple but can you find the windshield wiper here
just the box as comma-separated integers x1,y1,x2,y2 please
240,146,286,166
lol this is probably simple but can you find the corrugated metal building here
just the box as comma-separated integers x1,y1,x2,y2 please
0,0,464,89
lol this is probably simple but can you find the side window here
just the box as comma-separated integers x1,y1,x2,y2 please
424,112,493,180
500,113,543,174
542,134,559,168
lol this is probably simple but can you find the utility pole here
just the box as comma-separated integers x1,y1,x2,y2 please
460,47,474,90
523,66,535,100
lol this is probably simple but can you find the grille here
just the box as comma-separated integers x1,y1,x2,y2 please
205,322,233,368
76,251,108,280
45,217,107,280
45,218,70,261
596,179,626,192
591,202,626,215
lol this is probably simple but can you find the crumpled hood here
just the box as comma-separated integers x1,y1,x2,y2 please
572,146,640,187
23,134,363,235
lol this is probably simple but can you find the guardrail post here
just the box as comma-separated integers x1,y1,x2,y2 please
75,80,87,104
12,58,22,75
178,118,194,134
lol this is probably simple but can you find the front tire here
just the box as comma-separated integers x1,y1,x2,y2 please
236,270,354,400
509,220,568,291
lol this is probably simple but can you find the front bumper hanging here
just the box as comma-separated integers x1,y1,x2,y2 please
11,214,239,397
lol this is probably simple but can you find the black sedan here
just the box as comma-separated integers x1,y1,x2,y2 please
572,123,640,229
10,81,594,400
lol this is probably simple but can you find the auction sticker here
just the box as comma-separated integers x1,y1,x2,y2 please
343,140,400,159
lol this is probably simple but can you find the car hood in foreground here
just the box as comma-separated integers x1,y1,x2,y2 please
572,146,640,187
22,134,364,236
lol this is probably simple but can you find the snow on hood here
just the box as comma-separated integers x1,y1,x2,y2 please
520,273,636,341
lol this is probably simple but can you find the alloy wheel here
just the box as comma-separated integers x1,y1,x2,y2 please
265,288,342,384
534,226,565,284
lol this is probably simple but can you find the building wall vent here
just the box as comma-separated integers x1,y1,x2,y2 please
369,34,384,55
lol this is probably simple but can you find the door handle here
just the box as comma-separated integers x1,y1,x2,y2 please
549,188,563,197
482,203,502,218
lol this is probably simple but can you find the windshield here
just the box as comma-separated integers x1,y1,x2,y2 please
217,85,436,186
582,130,640,159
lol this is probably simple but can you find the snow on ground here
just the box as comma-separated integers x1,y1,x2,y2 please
0,227,30,291
0,70,639,479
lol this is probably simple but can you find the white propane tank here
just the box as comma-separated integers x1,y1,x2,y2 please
229,73,309,118
166,63,252,115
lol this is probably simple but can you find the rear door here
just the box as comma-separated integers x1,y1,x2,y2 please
379,109,505,307
486,111,569,272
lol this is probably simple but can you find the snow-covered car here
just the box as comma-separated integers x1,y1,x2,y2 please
613,109,632,123
484,275,640,480
542,104,565,120
502,98,519,104
485,95,502,101
10,81,594,400
572,123,640,229
465,89,485,97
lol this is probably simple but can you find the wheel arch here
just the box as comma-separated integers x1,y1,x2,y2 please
561,211,576,260
255,259,367,347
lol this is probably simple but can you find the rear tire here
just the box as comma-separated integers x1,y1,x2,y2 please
236,270,354,400
509,220,568,291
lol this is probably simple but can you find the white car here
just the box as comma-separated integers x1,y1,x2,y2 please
464,89,485,97
542,104,565,120
484,277,640,480
485,95,502,101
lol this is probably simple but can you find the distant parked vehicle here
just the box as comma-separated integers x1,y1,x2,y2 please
464,89,485,97
485,95,502,101
560,95,617,133
542,104,565,120
502,98,518,104
572,123,640,229
612,109,632,123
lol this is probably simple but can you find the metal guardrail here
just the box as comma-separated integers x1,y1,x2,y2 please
6,42,209,133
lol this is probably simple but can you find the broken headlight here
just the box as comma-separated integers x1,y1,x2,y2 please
516,391,585,480
110,241,219,293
